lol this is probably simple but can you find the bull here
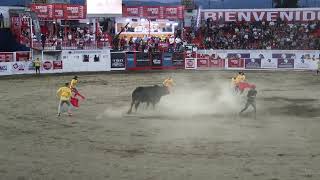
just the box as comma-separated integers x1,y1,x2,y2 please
127,85,169,114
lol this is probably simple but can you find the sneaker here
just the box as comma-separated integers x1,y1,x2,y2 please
57,113,61,117
68,113,73,116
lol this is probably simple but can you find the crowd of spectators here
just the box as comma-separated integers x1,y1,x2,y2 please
192,19,320,50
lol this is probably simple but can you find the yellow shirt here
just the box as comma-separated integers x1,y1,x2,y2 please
57,87,72,101
235,75,245,84
231,77,237,86
34,59,41,67
70,79,78,88
163,78,174,87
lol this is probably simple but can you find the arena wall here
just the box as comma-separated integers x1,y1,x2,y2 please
0,50,319,76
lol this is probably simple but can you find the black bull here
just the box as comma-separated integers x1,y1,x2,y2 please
127,85,169,114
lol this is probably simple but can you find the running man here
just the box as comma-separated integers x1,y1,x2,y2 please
163,76,175,93
57,83,72,116
240,85,257,118
70,76,85,99
34,58,41,75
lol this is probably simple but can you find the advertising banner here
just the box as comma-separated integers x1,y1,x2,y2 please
163,6,184,19
123,6,184,20
111,52,126,70
0,53,14,62
126,52,135,69
53,60,63,70
151,53,162,67
123,6,143,17
143,6,163,19
202,8,320,22
0,63,10,75
185,58,196,69
162,53,173,67
227,59,245,68
30,4,53,19
245,58,262,69
209,58,225,68
261,58,278,69
197,58,209,69
16,52,30,61
11,62,27,73
53,4,64,19
277,59,294,68
172,52,185,68
64,5,86,19
136,52,150,67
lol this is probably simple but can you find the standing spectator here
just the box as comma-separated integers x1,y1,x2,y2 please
33,58,41,75
0,13,4,28
41,33,46,49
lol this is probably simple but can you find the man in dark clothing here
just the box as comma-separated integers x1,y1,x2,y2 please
240,85,257,118
0,13,4,28
41,34,46,49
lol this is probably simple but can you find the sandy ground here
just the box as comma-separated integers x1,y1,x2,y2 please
0,70,320,180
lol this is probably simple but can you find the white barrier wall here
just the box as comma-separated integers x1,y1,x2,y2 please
0,49,111,76
195,50,319,70
61,50,111,72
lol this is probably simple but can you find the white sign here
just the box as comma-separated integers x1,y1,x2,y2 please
185,58,196,69
87,0,122,17
202,8,320,22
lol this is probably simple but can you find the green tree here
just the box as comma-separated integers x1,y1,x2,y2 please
273,0,299,8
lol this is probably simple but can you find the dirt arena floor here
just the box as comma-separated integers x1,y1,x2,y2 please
0,70,320,180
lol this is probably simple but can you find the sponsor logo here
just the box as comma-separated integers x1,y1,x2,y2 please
43,61,52,70
0,65,7,72
186,59,194,67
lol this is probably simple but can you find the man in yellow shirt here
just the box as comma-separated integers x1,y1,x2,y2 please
70,76,85,99
163,76,175,93
34,58,41,75
57,83,72,116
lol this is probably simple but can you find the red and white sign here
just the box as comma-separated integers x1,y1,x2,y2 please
0,53,14,62
197,58,209,69
123,6,184,20
43,61,52,70
144,6,163,19
123,6,143,17
31,4,86,20
164,6,184,19
185,58,196,69
228,59,244,68
209,59,225,68
53,4,64,19
202,8,320,22
64,5,86,19
53,60,63,70
16,52,30,61
31,4,53,19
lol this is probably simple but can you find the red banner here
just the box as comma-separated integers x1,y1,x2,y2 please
143,6,163,19
123,6,143,17
0,53,14,62
31,4,53,19
64,5,86,19
228,59,244,68
53,4,64,19
53,60,63,70
31,4,86,20
197,58,209,68
164,6,184,19
16,52,30,61
123,6,184,20
209,59,225,68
